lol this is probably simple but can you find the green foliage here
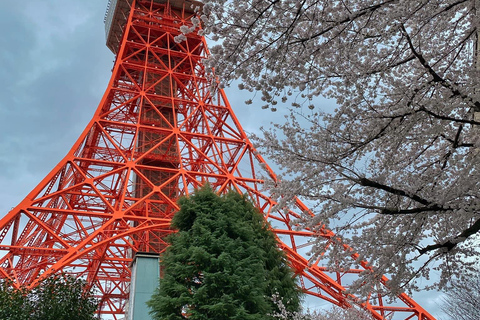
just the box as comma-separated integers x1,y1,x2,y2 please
148,186,302,320
0,274,98,320
0,281,32,320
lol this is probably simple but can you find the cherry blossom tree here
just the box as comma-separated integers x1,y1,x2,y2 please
441,275,480,320
190,0,480,295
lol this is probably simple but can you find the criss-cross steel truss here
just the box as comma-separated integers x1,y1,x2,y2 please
0,1,436,319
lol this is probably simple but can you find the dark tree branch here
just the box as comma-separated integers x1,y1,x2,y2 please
419,217,480,254
357,177,437,207
401,24,480,110
418,105,480,125
441,133,474,148
292,0,397,44
380,206,446,215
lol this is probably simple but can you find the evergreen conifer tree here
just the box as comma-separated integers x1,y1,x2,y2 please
148,186,302,320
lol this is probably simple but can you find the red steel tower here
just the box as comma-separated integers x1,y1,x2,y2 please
0,1,436,319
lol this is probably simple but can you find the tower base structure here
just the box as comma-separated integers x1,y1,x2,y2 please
127,253,159,320
0,1,436,319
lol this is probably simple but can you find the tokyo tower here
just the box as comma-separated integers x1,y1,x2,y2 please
0,1,436,319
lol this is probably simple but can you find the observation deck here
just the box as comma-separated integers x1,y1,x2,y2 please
105,0,202,54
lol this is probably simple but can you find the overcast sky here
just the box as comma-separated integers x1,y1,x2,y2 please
0,1,446,318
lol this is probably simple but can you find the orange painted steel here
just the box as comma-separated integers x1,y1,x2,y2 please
0,1,436,319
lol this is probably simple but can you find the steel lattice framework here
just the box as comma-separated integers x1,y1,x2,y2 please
0,1,436,319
